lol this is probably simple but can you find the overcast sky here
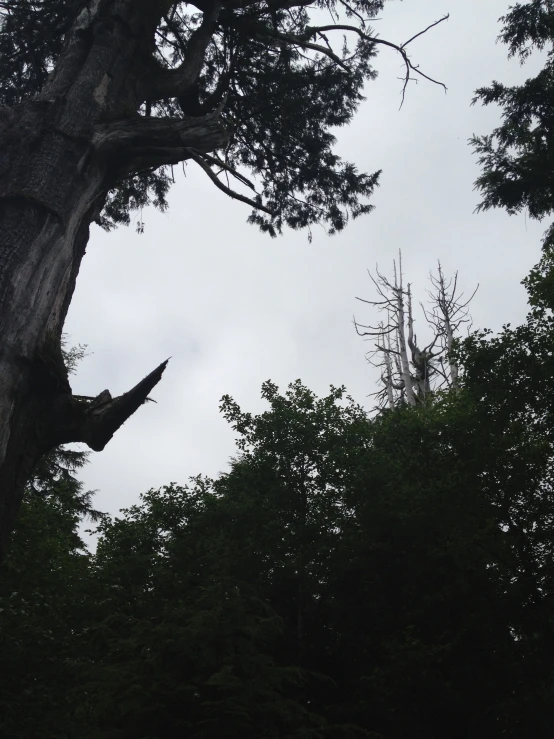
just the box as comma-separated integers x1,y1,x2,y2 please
65,0,546,523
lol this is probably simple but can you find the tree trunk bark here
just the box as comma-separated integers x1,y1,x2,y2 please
396,288,416,407
0,0,226,559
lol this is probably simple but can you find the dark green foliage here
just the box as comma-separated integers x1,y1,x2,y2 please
4,333,554,736
150,0,383,236
221,23,380,235
0,475,94,739
0,0,75,107
26,339,101,517
4,4,554,736
83,484,330,739
4,290,554,737
67,373,554,737
0,0,389,233
98,169,172,232
0,340,104,737
472,1,554,241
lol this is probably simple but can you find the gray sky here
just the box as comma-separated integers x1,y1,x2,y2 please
65,0,546,521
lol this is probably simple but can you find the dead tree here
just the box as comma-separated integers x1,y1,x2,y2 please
0,0,448,560
423,263,478,390
354,254,477,410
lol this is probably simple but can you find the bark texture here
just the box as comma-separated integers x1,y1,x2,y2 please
0,0,226,558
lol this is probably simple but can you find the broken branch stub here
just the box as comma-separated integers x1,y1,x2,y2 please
54,359,169,451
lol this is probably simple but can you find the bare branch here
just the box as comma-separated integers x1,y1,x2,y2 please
375,344,401,355
336,0,368,28
354,320,397,337
355,253,475,410
401,15,450,49
303,15,449,107
53,360,169,451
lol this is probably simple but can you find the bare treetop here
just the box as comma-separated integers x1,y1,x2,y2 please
354,253,477,410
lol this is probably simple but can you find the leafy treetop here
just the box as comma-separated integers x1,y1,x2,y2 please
472,1,554,243
0,0,446,235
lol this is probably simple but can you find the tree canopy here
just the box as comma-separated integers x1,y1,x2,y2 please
0,0,447,549
4,293,554,736
472,0,554,242
0,0,446,235
4,3,554,737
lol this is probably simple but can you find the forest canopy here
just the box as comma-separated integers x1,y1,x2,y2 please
3,2,554,738
4,296,554,737
0,0,446,235
0,0,448,542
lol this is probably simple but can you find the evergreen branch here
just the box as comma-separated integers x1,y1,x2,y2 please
152,2,222,100
187,0,314,16
161,11,189,58
187,149,275,215
336,0,368,28
199,151,257,190
194,69,233,115
254,27,349,69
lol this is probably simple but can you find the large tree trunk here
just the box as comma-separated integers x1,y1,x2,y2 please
0,0,226,559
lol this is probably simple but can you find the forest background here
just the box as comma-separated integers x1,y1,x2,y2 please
2,0,554,737
64,0,545,511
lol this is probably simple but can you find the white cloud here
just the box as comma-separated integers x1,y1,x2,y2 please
65,0,546,522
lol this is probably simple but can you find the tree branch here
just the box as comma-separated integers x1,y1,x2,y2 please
187,148,275,215
75,360,169,451
255,27,349,70
304,15,449,107
151,2,222,100
401,15,449,49
200,151,257,190
46,360,169,452
92,114,228,174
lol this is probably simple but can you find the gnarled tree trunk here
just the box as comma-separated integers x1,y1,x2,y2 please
0,0,226,559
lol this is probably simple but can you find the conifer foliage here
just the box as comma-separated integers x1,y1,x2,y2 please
472,1,554,241
4,355,554,737
2,4,554,737
0,0,445,558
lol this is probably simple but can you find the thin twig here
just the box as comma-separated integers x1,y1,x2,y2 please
304,16,449,107
401,15,450,49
